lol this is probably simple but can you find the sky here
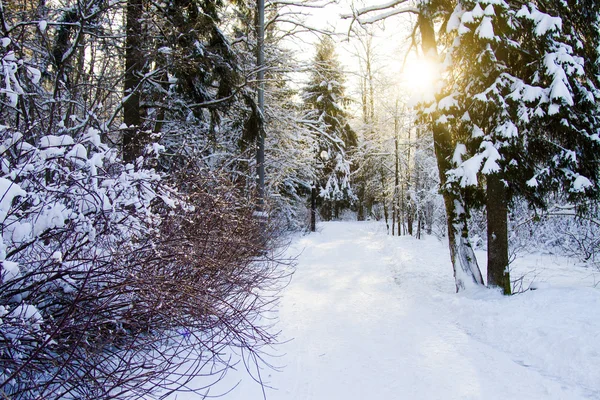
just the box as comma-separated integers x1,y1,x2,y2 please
275,0,436,120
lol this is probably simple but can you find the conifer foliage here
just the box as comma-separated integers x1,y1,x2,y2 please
303,36,357,221
423,0,600,293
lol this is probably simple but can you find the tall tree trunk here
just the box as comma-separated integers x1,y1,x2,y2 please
397,196,402,235
406,120,413,236
418,14,484,291
392,107,400,236
486,174,511,294
392,200,396,235
426,202,433,235
357,199,365,221
123,0,144,162
400,184,405,235
381,168,389,233
407,199,413,236
311,185,317,232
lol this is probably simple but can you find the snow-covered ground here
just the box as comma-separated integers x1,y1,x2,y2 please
171,221,600,400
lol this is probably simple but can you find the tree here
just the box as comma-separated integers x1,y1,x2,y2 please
0,0,290,396
343,0,600,294
123,0,144,161
343,4,486,291
427,0,600,294
304,36,357,223
261,15,319,230
351,27,380,222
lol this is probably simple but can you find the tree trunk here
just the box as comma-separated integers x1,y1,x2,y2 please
393,109,400,236
310,185,317,232
392,202,396,235
486,174,511,294
123,0,144,162
406,199,413,236
418,14,484,291
400,184,405,235
381,168,389,233
426,202,433,235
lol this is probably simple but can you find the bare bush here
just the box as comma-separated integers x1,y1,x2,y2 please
0,129,291,399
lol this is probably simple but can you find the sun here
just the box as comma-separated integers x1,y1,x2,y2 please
401,57,439,100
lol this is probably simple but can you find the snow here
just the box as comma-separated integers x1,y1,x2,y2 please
450,141,502,186
483,4,495,16
471,3,484,19
497,120,518,138
1,260,20,282
438,94,458,110
527,176,539,187
571,175,592,193
39,135,75,148
549,73,574,106
0,178,26,223
1,51,23,107
452,143,467,164
461,11,475,25
67,143,88,160
83,127,102,146
515,6,562,36
26,66,41,84
168,222,600,400
472,125,484,138
476,17,495,40
446,5,463,33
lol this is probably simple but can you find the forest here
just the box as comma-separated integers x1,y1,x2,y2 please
0,0,599,398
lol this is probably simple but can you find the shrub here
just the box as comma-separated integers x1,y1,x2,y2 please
0,128,289,399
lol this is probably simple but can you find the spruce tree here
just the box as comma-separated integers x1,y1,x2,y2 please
303,36,357,221
427,0,600,294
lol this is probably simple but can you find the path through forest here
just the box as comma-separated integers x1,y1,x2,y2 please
174,221,600,400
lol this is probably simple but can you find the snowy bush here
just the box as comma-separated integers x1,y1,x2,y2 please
511,202,600,268
468,198,600,272
0,127,286,398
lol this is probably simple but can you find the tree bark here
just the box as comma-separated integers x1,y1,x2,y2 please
400,184,405,235
407,199,413,236
416,209,422,240
310,185,317,232
381,168,389,233
392,114,399,236
486,174,511,294
123,0,144,162
418,14,484,291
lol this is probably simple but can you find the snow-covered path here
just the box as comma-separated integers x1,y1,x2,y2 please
176,221,600,400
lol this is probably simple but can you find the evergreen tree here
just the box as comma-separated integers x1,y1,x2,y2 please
303,36,357,221
426,0,600,294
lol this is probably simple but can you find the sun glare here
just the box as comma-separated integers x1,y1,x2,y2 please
401,58,439,100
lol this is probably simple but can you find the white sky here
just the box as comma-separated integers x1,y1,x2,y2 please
277,0,429,116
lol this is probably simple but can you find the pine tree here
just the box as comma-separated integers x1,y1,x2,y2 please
428,0,600,294
303,36,357,221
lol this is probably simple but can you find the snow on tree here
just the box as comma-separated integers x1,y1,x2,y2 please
303,36,357,222
0,2,289,397
423,0,600,294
